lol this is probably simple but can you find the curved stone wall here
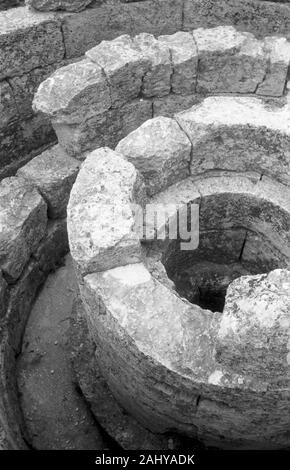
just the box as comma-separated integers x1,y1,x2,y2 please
34,27,290,158
1,0,290,178
0,145,80,448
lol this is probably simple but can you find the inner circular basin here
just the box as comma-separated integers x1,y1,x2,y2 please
147,190,290,313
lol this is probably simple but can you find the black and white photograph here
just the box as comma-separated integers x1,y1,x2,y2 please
0,0,290,465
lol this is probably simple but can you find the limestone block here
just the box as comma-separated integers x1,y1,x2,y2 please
26,0,93,11
62,0,183,59
0,177,47,282
52,99,152,158
194,175,290,258
256,37,290,97
17,145,80,219
217,270,290,379
81,263,219,435
158,31,198,94
0,81,18,129
116,116,192,195
0,270,7,318
175,96,290,186
0,7,64,80
67,148,146,276
133,33,171,98
183,0,290,39
33,59,111,125
86,35,149,108
192,26,267,94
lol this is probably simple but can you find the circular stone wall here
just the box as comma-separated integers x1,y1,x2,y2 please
67,95,290,449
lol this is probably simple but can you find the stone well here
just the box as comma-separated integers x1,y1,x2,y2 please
67,98,290,448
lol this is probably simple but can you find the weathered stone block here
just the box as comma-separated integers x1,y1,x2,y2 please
0,81,18,129
193,26,267,94
62,0,183,59
26,0,93,11
183,0,290,39
133,33,171,98
33,59,111,124
241,231,290,273
9,64,57,119
52,98,152,158
256,37,290,97
217,270,290,379
86,35,149,108
0,177,47,282
67,148,146,276
158,31,198,94
0,0,21,11
17,145,80,219
116,116,192,195
176,96,290,186
0,7,64,80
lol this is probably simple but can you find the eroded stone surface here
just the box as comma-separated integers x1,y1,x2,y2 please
176,96,290,186
33,59,111,124
184,0,290,39
0,177,47,282
0,7,64,80
192,26,268,94
241,231,290,273
158,31,198,94
17,145,80,219
67,148,146,276
70,296,198,450
86,35,149,108
26,0,93,11
53,98,152,158
133,33,171,98
0,270,7,319
256,37,290,97
116,116,191,195
217,270,290,380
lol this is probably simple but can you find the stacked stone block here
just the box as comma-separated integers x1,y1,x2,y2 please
34,27,290,159
1,0,290,177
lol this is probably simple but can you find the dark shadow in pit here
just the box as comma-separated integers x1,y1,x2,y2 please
159,228,289,313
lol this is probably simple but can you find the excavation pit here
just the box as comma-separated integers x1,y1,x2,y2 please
1,15,290,450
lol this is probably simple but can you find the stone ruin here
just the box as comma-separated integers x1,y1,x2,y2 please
1,0,290,451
